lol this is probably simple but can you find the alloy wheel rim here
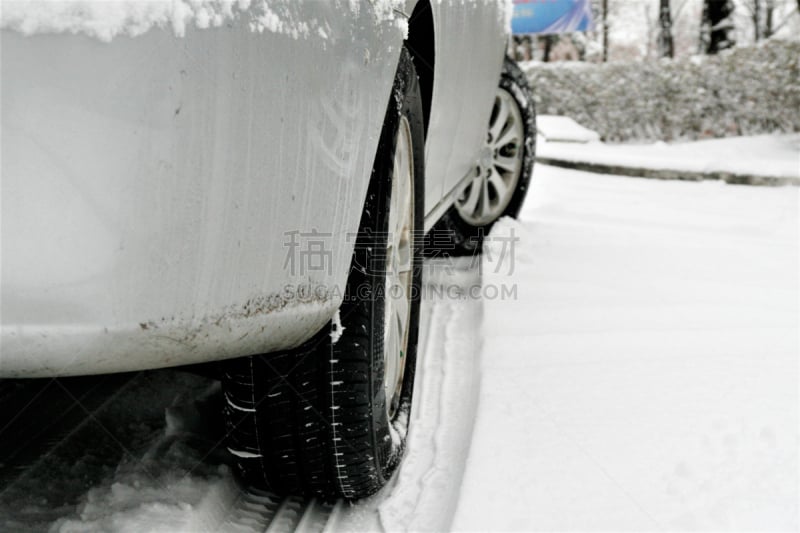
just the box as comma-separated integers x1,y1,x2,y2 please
384,116,414,421
456,88,524,226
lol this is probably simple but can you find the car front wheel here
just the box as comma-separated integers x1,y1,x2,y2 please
221,46,424,500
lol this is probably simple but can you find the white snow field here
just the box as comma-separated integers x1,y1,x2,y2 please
454,165,799,531
19,164,799,531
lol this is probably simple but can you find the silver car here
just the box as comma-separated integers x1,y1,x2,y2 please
1,0,536,499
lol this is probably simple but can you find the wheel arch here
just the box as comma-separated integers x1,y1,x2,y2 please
405,0,435,137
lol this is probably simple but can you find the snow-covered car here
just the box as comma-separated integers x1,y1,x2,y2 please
1,0,536,499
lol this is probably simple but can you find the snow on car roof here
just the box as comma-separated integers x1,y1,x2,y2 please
0,0,408,42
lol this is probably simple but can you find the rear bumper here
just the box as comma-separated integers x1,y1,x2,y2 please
1,7,404,376
1,296,338,377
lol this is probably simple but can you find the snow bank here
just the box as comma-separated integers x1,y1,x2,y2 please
538,133,800,181
0,0,406,42
524,40,800,142
537,114,601,143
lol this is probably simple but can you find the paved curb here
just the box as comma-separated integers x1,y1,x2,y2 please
536,156,800,187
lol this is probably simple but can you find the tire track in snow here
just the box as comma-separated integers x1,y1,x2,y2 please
330,257,484,531
400,258,483,531
219,489,282,532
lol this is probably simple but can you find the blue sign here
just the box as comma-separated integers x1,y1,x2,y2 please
511,0,594,35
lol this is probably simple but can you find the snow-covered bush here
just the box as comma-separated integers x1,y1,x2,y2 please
524,40,800,142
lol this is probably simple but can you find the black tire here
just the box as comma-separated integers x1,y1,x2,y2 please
426,56,536,257
221,47,424,501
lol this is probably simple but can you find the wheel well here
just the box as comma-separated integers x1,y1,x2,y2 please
405,0,435,138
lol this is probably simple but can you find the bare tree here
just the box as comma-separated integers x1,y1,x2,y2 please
701,0,736,53
764,0,775,36
741,0,797,41
764,0,800,37
754,0,762,38
541,34,558,62
602,0,609,61
587,0,609,61
645,3,657,58
742,0,763,40
658,0,675,57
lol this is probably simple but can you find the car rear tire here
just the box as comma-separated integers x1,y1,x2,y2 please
221,47,424,500
426,56,536,256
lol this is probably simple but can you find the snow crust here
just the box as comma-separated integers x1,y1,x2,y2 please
332,256,484,532
537,114,601,143
0,0,407,42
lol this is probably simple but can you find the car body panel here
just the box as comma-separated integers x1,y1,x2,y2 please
0,0,508,376
424,0,507,220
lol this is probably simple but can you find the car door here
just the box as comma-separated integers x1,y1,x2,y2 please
424,0,508,217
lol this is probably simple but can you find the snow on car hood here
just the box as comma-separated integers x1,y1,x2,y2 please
0,0,407,42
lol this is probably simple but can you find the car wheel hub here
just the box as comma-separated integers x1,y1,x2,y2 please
456,87,524,227
384,116,414,421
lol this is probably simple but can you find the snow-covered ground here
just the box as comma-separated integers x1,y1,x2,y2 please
455,165,799,530
1,164,796,531
538,134,800,180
